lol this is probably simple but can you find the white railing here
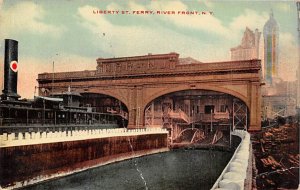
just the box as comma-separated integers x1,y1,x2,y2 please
211,129,251,190
0,128,168,148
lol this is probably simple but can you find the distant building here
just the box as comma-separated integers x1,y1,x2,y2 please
262,79,297,119
230,27,261,61
179,57,202,64
263,10,279,85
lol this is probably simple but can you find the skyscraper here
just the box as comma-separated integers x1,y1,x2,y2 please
263,10,279,85
230,27,261,61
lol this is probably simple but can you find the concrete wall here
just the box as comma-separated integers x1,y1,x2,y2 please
211,130,252,190
0,133,168,189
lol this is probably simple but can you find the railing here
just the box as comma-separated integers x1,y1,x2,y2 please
214,111,230,120
191,113,230,123
166,110,230,124
211,129,251,190
0,128,168,148
167,109,190,123
107,108,128,120
0,117,119,126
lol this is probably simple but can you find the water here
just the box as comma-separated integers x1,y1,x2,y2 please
25,149,232,190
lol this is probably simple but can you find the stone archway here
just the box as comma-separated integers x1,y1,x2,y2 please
38,54,261,131
142,89,249,131
80,92,129,127
85,89,130,110
142,84,249,111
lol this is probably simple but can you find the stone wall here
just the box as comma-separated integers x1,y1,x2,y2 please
0,133,168,189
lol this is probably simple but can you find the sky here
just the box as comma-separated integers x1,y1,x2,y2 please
0,0,299,98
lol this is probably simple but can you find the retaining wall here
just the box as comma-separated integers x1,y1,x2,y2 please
0,128,168,189
211,130,252,190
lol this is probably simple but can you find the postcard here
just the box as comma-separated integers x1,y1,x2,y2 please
0,0,299,189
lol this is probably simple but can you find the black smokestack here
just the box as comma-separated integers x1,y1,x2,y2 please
2,39,20,100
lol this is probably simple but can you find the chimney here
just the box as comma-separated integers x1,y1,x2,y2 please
1,39,20,100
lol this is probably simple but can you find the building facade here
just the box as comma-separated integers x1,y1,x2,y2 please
38,53,262,131
262,79,297,120
231,27,261,61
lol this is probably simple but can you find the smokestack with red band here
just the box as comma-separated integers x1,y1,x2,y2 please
2,39,20,100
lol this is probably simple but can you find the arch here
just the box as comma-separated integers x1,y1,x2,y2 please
84,89,129,110
80,91,129,127
142,84,250,112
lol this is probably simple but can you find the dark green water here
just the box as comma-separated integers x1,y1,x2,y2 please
25,149,232,190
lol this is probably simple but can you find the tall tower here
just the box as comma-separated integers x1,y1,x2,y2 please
263,10,279,85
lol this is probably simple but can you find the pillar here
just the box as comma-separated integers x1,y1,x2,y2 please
127,86,145,129
127,87,136,128
249,83,261,131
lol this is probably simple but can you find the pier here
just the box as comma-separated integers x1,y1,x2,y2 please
1,51,261,189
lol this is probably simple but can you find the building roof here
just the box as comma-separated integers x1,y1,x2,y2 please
263,10,279,34
179,57,202,64
96,52,179,63
35,96,63,102
51,91,82,97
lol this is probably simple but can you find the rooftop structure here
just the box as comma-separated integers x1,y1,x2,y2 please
231,27,261,61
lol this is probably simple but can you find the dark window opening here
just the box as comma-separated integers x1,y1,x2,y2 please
204,105,214,114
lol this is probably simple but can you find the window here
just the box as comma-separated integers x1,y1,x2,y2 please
204,105,214,114
47,112,53,118
220,105,227,112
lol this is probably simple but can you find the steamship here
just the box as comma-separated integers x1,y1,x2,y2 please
0,39,126,133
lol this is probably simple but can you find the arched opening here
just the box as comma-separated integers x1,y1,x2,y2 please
80,93,129,128
144,89,249,144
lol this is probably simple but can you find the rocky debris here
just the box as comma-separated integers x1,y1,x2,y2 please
252,123,299,189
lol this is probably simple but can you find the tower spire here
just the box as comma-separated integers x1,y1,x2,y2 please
270,9,274,18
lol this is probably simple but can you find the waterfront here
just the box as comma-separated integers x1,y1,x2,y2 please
24,149,232,190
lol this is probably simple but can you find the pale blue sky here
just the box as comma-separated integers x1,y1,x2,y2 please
0,0,298,98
